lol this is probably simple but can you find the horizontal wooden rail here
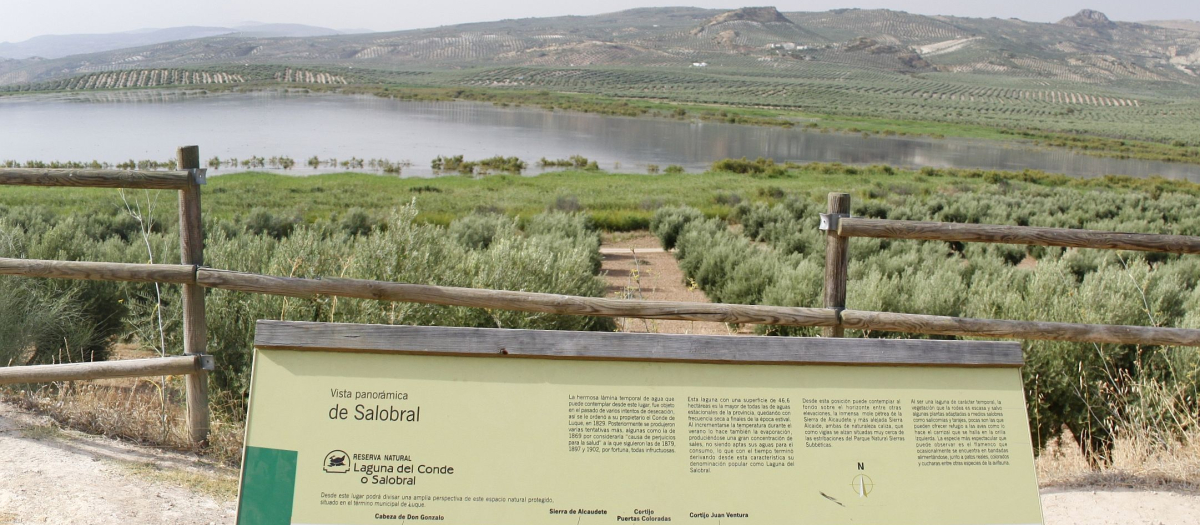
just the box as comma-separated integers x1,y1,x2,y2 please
840,310,1200,347
1,257,1198,347
195,269,841,328
0,168,196,189
0,356,213,385
0,257,195,283
256,321,1025,368
194,269,1200,347
838,218,1200,255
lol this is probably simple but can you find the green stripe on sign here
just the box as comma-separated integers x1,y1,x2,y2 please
238,446,298,525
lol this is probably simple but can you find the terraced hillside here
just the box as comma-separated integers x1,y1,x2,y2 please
4,7,1196,83
2,7,1198,144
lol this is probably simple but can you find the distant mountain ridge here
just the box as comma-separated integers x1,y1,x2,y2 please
1143,19,1200,33
1,7,1198,88
0,23,351,59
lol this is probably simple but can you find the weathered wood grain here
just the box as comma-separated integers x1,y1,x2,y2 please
0,169,194,189
200,269,1200,346
0,356,210,385
841,309,1200,347
839,218,1200,254
823,192,851,337
254,321,1025,367
1,256,1197,347
176,145,210,445
196,268,841,327
0,257,194,283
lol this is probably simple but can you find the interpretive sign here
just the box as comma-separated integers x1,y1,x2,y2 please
238,320,1043,525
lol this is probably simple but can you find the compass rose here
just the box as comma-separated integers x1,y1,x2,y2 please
851,474,875,497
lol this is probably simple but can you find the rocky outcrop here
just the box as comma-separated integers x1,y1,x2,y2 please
692,6,795,35
1058,9,1117,29
705,7,793,26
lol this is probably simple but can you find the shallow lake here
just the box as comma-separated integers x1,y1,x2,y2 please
1,90,1196,182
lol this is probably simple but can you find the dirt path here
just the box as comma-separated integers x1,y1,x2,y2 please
0,402,237,524
601,232,743,335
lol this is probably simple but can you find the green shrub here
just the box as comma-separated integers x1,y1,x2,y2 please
0,217,172,364
538,155,593,170
475,156,527,175
526,212,602,273
338,208,378,236
719,254,784,305
650,206,705,250
710,157,786,177
757,260,824,337
732,198,821,255
448,213,517,250
550,195,582,213
757,186,786,199
712,192,742,207
245,208,298,239
0,277,97,366
203,205,613,404
590,210,651,232
0,200,613,415
431,155,469,174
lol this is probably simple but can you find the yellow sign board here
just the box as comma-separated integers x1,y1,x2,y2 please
238,322,1043,525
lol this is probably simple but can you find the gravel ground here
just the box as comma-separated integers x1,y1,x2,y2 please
1041,487,1200,524
0,402,237,525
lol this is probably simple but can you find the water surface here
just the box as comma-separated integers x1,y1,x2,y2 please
1,90,1195,181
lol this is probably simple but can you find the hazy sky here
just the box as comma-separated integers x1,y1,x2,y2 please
3,1,1197,43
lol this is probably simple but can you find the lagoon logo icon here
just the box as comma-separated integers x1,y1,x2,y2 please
324,450,351,474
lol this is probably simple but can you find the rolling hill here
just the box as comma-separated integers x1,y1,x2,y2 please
3,7,1196,84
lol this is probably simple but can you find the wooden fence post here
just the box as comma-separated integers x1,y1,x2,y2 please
177,145,209,445
822,193,851,338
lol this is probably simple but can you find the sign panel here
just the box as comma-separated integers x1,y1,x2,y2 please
239,322,1043,525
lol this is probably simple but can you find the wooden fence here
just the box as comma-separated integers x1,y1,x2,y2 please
2,156,1200,446
817,192,1200,340
0,147,211,443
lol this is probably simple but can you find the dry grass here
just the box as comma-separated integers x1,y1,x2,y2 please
19,421,64,440
1037,428,1200,491
118,459,239,500
1036,376,1200,492
1,377,245,468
